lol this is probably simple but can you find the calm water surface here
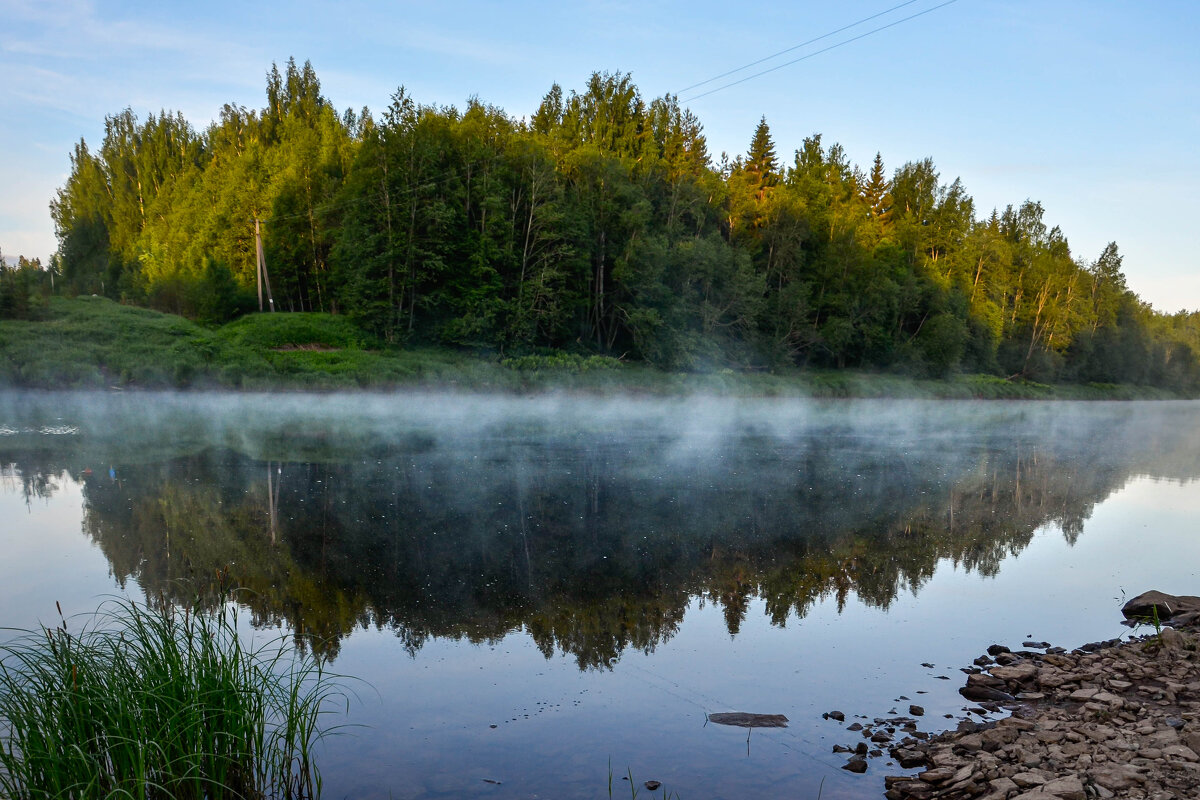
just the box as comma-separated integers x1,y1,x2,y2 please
1,392,1198,799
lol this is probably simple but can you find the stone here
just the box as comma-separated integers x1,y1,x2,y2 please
1159,627,1196,650
988,644,1012,656
956,733,984,752
1162,744,1200,762
918,766,956,783
842,757,867,773
643,780,661,791
1040,775,1085,800
892,747,926,768
960,685,1016,703
709,712,788,728
1122,591,1200,621
1011,771,1049,788
989,776,1019,794
909,704,925,716
993,663,1039,683
1089,764,1145,791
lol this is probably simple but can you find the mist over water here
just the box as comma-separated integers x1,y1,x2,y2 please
2,391,1199,799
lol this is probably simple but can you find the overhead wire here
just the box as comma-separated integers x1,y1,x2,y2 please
261,1,962,226
682,0,962,103
677,0,923,94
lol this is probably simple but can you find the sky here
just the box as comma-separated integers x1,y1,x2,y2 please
1,0,1198,311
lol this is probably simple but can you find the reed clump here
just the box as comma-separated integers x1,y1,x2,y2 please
0,596,341,799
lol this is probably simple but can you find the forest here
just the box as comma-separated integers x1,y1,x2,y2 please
24,58,1200,389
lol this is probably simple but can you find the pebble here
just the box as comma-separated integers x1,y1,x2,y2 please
878,591,1200,800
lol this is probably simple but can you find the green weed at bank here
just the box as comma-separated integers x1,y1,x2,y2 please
0,296,1191,399
0,595,343,800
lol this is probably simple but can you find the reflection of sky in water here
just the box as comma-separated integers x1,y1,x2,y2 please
305,475,1200,800
1,397,1199,800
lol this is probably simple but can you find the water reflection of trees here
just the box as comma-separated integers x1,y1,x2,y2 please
5,403,1199,669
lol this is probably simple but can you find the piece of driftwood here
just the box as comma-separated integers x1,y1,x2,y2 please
707,712,789,728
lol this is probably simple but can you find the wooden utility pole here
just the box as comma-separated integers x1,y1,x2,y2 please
255,217,275,312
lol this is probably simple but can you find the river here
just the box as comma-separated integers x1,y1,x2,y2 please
1,392,1197,799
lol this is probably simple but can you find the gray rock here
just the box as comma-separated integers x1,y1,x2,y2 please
1040,775,1085,800
960,685,1016,703
917,766,955,783
1161,744,1199,762
842,757,867,773
992,663,1038,684
892,747,926,768
1088,764,1145,791
709,712,788,728
1011,771,1048,788
1122,590,1200,621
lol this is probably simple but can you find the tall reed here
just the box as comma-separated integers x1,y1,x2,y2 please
0,596,342,799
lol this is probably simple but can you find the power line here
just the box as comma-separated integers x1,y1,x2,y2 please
677,0,923,94
682,0,962,103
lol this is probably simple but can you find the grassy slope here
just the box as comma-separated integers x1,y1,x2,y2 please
0,296,1185,399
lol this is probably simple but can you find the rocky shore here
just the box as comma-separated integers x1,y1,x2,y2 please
829,591,1200,799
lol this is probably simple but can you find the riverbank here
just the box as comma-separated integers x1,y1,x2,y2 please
0,296,1191,399
863,592,1200,799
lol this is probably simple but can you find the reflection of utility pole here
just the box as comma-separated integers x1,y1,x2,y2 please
255,217,276,312
267,462,282,545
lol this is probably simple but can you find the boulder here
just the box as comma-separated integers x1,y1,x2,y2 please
708,712,788,728
1121,590,1200,621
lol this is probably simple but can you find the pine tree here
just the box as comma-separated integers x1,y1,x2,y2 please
745,116,778,191
864,152,891,220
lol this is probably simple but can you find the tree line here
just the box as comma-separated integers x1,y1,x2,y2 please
43,58,1200,388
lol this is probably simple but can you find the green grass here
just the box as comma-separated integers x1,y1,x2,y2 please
216,313,368,351
0,596,342,800
0,296,1191,399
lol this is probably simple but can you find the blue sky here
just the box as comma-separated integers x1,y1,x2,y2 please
2,0,1198,311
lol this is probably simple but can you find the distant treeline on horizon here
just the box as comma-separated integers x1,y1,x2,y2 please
15,58,1200,389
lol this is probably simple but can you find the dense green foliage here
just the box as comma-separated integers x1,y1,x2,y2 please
0,247,53,321
41,59,1200,390
1,297,1183,398
0,596,338,799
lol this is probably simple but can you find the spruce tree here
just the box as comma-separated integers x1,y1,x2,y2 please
864,152,891,220
746,116,778,187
